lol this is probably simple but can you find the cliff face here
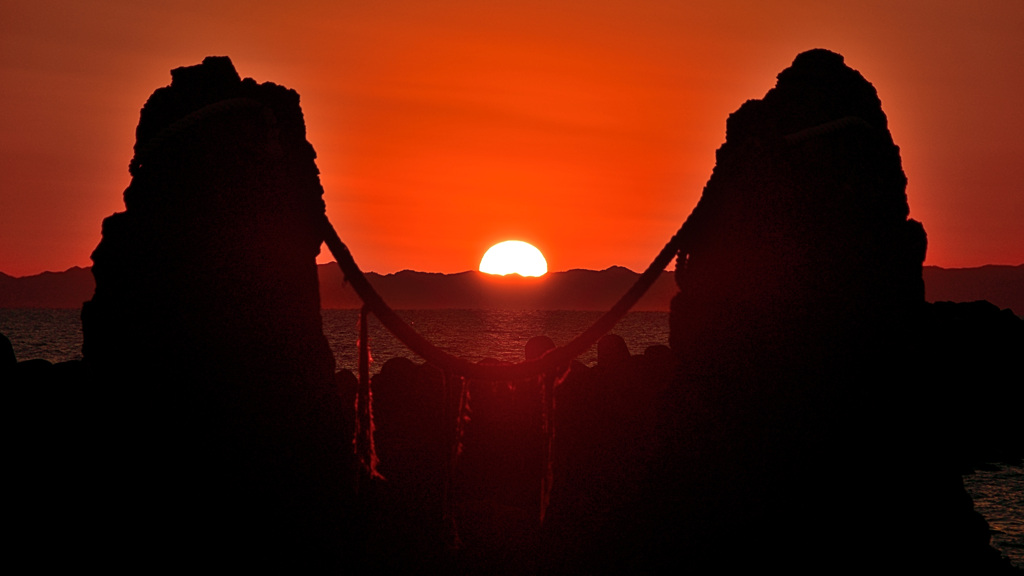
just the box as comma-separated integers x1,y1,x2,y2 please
81,57,354,570
658,50,1008,572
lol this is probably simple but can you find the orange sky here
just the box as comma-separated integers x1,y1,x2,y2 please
2,1,1022,277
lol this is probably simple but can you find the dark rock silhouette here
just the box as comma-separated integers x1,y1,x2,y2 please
458,363,546,575
542,336,672,574
596,333,630,369
363,358,451,572
80,56,356,570
919,300,1024,467
525,335,556,360
0,332,14,371
649,48,1015,572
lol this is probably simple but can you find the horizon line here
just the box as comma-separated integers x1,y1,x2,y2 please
4,262,1024,280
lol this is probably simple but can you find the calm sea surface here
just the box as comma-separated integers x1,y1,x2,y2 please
1,307,1020,567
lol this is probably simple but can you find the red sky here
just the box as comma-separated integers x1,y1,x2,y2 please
2,1,1022,277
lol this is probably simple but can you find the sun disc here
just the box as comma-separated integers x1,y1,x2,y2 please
479,240,548,277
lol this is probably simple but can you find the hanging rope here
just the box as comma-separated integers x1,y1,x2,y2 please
321,214,692,382
539,363,573,524
441,369,468,551
354,305,382,483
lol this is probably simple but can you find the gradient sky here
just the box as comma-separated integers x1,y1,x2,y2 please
2,0,1022,277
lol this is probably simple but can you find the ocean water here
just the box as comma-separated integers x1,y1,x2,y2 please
0,309,670,369
965,463,1024,568
1,308,85,363
322,309,671,370
1,307,1020,567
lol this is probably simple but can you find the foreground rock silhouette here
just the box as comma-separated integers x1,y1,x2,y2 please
81,57,356,570
646,49,1017,573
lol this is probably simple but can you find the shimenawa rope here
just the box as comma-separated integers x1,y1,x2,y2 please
321,214,689,381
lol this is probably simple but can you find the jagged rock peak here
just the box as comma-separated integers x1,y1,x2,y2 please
130,56,307,183
726,48,888,143
674,48,924,348
170,55,241,88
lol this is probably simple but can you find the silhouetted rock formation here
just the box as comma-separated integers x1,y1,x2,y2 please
543,339,671,575
0,332,14,372
919,300,1024,467
81,57,355,570
648,49,1015,572
364,358,451,572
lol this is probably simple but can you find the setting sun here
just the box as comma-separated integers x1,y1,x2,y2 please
479,240,548,277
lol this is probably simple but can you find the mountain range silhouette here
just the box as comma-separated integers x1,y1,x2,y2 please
2,263,1021,312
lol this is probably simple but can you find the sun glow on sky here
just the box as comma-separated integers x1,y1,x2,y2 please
479,241,548,277
0,1,1022,277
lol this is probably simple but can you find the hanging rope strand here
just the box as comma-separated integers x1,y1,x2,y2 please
539,362,572,524
441,369,466,551
355,305,382,482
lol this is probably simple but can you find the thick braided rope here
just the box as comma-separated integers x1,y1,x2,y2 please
322,215,689,381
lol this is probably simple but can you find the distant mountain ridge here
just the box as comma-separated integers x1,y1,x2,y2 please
319,265,678,311
0,266,95,309
2,264,1022,313
922,265,1024,312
